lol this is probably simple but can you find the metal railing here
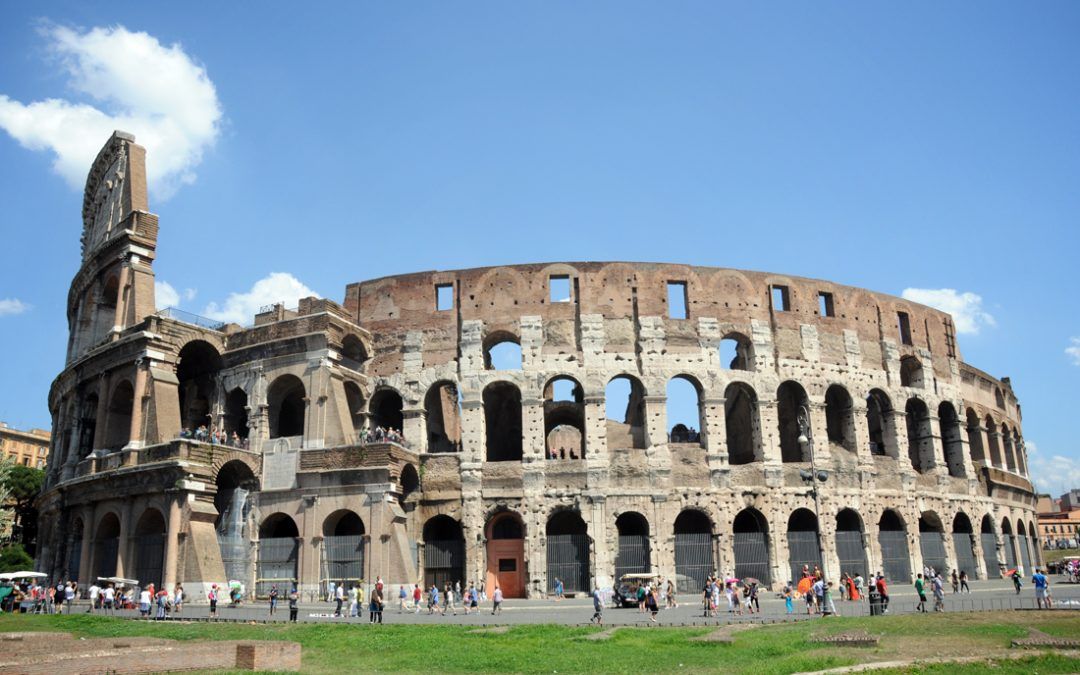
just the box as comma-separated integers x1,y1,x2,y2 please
155,307,226,331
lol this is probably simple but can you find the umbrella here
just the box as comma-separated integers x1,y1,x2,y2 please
1004,569,1018,576
3,572,47,580
97,576,139,586
797,577,813,595
725,577,739,585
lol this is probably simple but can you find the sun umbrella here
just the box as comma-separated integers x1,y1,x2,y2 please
797,577,813,595
1004,568,1018,576
725,577,739,585
8,572,47,579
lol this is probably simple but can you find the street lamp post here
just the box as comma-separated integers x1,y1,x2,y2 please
797,404,830,614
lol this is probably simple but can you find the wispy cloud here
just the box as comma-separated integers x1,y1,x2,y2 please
203,273,318,325
0,299,29,317
901,288,996,335
1067,337,1080,366
1025,441,1080,495
0,24,222,199
155,281,196,308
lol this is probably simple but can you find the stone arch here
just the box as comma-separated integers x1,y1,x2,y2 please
786,508,822,583
267,374,306,439
1016,519,1032,573
905,397,933,473
965,408,985,464
732,508,770,585
321,509,366,591
614,511,651,578
866,389,893,457
980,514,998,579
985,414,1003,467
1014,431,1027,475
719,332,754,371
900,355,924,388
674,509,715,592
1001,423,1017,472
424,380,461,453
485,510,526,598
546,510,590,594
483,330,522,370
369,387,405,435
667,375,704,446
399,463,420,506
224,387,249,440
918,511,947,575
777,381,810,462
484,381,522,462
825,384,856,454
93,511,121,578
1001,516,1018,571
835,508,868,578
878,509,910,583
605,374,647,450
952,511,977,578
177,340,222,433
340,334,368,369
67,515,85,581
103,378,135,451
343,381,365,436
423,515,465,590
544,375,585,459
725,382,761,464
256,513,300,597
938,402,964,477
133,508,166,588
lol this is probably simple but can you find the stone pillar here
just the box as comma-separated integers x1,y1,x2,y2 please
702,396,727,485
642,395,671,484
116,500,134,578
78,509,94,586
584,394,610,491
926,414,946,476
884,409,906,461
808,402,831,463
113,261,131,333
588,497,611,590
985,426,1002,469
956,423,979,491
299,495,319,600
163,493,183,590
127,360,149,448
866,522,883,578
92,373,112,451
650,496,673,579
459,398,484,464
758,399,783,487
403,407,425,452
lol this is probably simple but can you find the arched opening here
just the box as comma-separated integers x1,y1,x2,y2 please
938,403,964,477
732,508,770,585
343,381,364,437
605,375,647,450
1001,423,1017,472
93,275,120,343
1016,520,1032,574
268,375,306,439
423,515,465,590
544,376,585,459
952,512,977,578
94,512,121,579
980,515,998,579
825,385,856,454
985,415,1003,468
67,517,84,582
177,341,222,434
486,511,526,598
224,388,249,441
1001,518,1017,571
666,376,703,446
787,509,822,583
614,512,651,578
340,334,367,369
674,510,715,592
900,356,924,388
1015,432,1027,476
369,388,404,436
484,382,522,461
994,387,1005,408
133,509,166,589
78,393,99,458
546,511,589,594
424,381,461,453
399,464,420,508
835,509,867,578
725,382,761,465
777,381,810,462
103,380,134,451
719,332,754,371
878,509,910,583
918,512,947,575
321,510,365,593
965,408,985,464
215,460,257,589
257,513,300,597
1029,520,1040,567
866,389,893,457
905,398,933,473
484,333,522,370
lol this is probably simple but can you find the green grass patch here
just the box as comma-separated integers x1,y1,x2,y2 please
1,612,1078,674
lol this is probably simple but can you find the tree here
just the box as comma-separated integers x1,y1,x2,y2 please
2,465,44,554
0,544,33,573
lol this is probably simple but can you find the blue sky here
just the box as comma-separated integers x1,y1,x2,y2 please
1,2,1077,493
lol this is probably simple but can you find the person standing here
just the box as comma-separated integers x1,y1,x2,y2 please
589,585,603,625
783,584,794,614
428,584,439,615
647,587,660,623
932,574,945,612
666,578,677,609
492,585,503,615
103,583,115,615
875,574,889,614
348,584,359,618
1011,569,1023,594
139,586,152,618
959,570,971,593
288,588,299,622
334,582,344,617
269,585,279,617
399,585,408,612
1032,568,1050,609
173,584,184,615
208,584,219,618
87,583,100,614
914,574,927,613
823,582,838,616
413,584,422,613
950,569,959,594
64,582,76,614
468,582,479,614
554,578,565,601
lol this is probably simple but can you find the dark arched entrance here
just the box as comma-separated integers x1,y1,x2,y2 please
614,512,651,578
878,510,910,583
486,512,525,598
133,509,166,589
980,515,998,579
787,509,822,582
94,512,120,579
546,511,589,594
733,508,771,585
952,512,977,578
1001,518,1017,571
835,509,867,578
674,510,715,592
257,513,300,597
918,512,947,575
424,515,465,590
321,510,365,594
215,460,257,589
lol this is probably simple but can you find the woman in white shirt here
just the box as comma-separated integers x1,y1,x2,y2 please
139,588,152,617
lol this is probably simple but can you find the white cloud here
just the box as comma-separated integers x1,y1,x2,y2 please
0,299,29,317
900,288,996,335
1067,337,1080,366
155,281,196,308
1025,441,1080,494
0,24,222,199
203,273,318,325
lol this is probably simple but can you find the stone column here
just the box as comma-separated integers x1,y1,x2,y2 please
92,373,112,451
584,394,610,491
758,399,783,487
956,423,979,491
702,396,727,486
642,395,671,484
985,426,1002,469
808,402,831,463
163,493,183,590
78,508,94,586
926,414,946,476
127,359,149,448
884,409,907,461
588,496,611,590
299,495,319,600
116,500,134,578
403,407,426,452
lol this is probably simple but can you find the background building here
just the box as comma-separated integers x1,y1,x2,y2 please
0,422,49,469
1037,492,1080,549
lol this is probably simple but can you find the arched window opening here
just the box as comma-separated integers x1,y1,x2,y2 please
786,509,822,583
1016,520,1032,574
719,333,754,371
1001,517,1018,572
369,388,404,437
490,514,524,540
424,516,465,590
177,341,222,434
878,509,910,583
614,512,651,578
103,380,134,451
67,517,84,582
340,335,367,369
835,509,867,578
425,381,461,453
732,508,770,585
918,512,947,575
1014,431,1026,475
980,515,997,580
399,464,420,508
674,510,715,592
546,511,590,594
93,275,120,343
484,382,522,461
486,512,526,598
224,388,249,441
605,375,647,450
1001,423,1017,472
938,402,964,477
666,376,703,446
545,376,585,459
952,512,977,579
78,393,99,458
985,415,1003,468
322,510,365,593
484,333,522,370
965,408,985,464
257,513,299,597
133,509,166,589
725,382,761,465
994,387,1005,409
825,385,856,454
344,382,365,437
777,381,810,462
94,513,121,578
905,398,933,473
866,389,892,457
215,460,257,589
900,356,924,388
268,375,306,439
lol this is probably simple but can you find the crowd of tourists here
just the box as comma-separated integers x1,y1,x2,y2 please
548,446,581,460
358,426,405,446
178,426,249,449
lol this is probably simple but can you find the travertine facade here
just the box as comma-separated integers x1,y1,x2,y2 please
37,133,1039,600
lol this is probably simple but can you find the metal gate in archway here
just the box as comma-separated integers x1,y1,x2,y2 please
835,531,868,577
919,532,947,575
256,537,299,597
614,534,650,578
1003,535,1017,570
95,539,118,578
424,538,465,591
878,531,910,583
322,535,365,593
134,533,165,588
1018,535,1032,573
952,533,977,577
547,534,589,593
67,536,82,582
732,532,770,586
980,532,998,578
675,533,714,592
787,531,822,583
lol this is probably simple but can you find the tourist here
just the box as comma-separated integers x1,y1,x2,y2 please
87,582,99,614
823,581,838,616
412,584,422,613
398,585,408,612
155,589,169,620
554,577,565,601
334,582,344,617
812,577,826,615
748,582,760,613
444,583,455,615
783,584,794,614
854,572,865,600
427,584,439,615
348,584,359,618
589,584,604,625
64,582,75,614
959,570,971,593
932,574,945,612
637,583,647,613
480,579,487,602
666,578,677,609
846,573,859,601
288,589,299,622
647,586,660,622
468,582,479,614
950,569,959,594
208,584,219,618
492,585,503,615
805,581,816,615
914,573,927,613
173,584,184,614
1011,569,1023,594
875,574,889,614
139,586,152,618
1032,568,1050,609
269,585,279,616
103,583,115,615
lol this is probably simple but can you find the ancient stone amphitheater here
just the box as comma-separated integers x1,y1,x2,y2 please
37,133,1038,600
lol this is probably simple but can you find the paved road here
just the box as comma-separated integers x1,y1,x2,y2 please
46,578,1080,626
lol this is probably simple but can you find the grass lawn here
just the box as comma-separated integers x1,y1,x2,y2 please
0,611,1077,674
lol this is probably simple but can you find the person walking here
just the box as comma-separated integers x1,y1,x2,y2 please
64,582,76,614
1032,568,1050,609
269,585,279,616
666,578,677,609
87,583,99,614
399,585,408,612
288,589,299,622
932,574,945,612
427,584,439,615
348,584,359,618
783,584,794,614
103,583,115,615
875,574,889,614
950,569,959,594
823,581,838,616
492,585,503,615
208,584,219,618
589,585,604,625
914,574,927,613
647,587,660,623
554,578,565,601
173,584,184,615
413,584,422,613
959,570,971,593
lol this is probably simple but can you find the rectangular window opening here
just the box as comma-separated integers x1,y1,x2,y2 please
897,311,913,345
436,284,453,311
667,281,688,319
771,285,790,312
550,275,571,303
818,292,834,317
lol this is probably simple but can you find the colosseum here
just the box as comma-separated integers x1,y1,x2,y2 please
37,132,1039,601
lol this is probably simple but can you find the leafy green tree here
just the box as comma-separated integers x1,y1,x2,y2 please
2,465,44,553
0,543,33,572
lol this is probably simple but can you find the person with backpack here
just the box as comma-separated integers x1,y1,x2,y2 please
914,573,927,613
288,588,299,622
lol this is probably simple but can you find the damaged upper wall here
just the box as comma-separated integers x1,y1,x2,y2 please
344,262,963,381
